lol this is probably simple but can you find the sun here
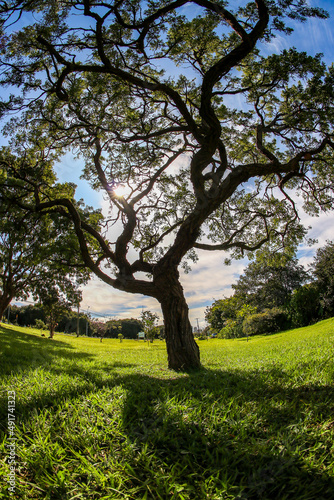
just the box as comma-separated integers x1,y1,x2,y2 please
113,183,131,198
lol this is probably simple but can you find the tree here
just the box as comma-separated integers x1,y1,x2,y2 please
140,310,159,343
232,250,309,310
0,203,41,319
57,310,90,335
311,241,334,317
91,321,108,342
36,278,82,338
0,147,101,322
242,307,288,336
205,296,241,333
289,283,321,327
1,0,334,369
105,320,122,339
16,304,46,327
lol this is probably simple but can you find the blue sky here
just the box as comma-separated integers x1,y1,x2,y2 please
3,1,334,327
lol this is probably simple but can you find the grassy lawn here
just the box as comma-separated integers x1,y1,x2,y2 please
0,320,334,499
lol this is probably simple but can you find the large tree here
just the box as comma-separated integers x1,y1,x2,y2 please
0,0,333,369
0,147,101,320
231,249,309,310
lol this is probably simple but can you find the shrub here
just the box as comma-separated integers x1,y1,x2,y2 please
34,319,47,330
218,319,243,339
242,308,289,337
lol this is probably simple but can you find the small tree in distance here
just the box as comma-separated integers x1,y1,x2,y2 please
36,278,82,339
1,0,334,369
141,310,159,343
91,321,108,343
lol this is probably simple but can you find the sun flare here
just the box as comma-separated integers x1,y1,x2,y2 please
113,184,131,198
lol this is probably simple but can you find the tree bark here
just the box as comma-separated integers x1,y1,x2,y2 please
0,295,12,323
155,269,200,370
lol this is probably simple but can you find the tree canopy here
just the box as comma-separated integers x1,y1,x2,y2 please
0,0,333,369
0,146,101,320
231,250,309,310
311,240,334,317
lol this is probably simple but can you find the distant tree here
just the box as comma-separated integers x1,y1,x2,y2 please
311,241,334,317
1,0,334,369
215,303,257,339
36,278,82,338
91,321,108,342
3,304,19,324
205,296,241,333
232,250,309,310
119,319,143,339
105,320,123,339
242,307,288,337
206,250,307,336
289,283,321,327
141,310,159,343
16,304,46,327
56,310,89,335
34,318,47,331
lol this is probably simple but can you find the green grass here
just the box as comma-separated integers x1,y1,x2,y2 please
1,320,334,499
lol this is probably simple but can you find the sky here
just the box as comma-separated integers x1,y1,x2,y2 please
4,0,334,328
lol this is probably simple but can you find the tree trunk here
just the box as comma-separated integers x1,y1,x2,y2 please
0,295,12,323
48,319,56,339
156,270,200,371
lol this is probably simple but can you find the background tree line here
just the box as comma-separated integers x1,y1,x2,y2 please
206,241,334,338
2,304,145,339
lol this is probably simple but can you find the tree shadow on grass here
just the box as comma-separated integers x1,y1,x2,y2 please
0,326,93,377
7,364,334,499
116,367,334,499
1,330,333,499
0,326,136,427
24,362,329,499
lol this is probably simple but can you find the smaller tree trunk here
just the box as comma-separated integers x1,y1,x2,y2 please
49,324,55,339
156,270,200,371
0,295,12,323
48,315,56,339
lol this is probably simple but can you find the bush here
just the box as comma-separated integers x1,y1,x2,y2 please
218,320,243,339
34,319,47,330
242,308,289,337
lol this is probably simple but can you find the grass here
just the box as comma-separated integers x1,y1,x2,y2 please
0,320,334,499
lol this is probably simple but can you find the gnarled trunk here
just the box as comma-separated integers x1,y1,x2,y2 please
156,270,200,371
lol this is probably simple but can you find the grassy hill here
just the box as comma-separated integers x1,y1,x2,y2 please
1,320,334,499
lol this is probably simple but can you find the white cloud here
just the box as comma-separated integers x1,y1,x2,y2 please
297,210,334,267
80,249,248,329
81,276,157,320
180,250,248,326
